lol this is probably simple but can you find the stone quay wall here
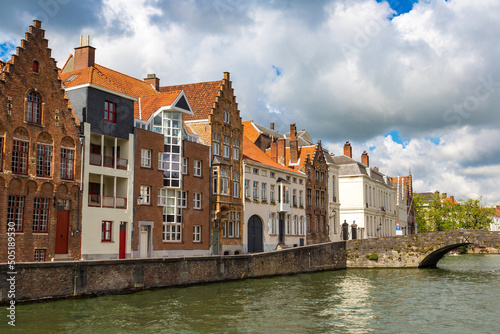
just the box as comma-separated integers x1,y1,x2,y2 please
0,241,346,304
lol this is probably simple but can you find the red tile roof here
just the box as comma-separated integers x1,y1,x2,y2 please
60,63,157,98
136,90,183,120
160,81,222,121
243,136,303,175
243,120,262,143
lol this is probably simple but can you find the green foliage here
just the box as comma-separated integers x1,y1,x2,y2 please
366,253,378,261
413,193,495,232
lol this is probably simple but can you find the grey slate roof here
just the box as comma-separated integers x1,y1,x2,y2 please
332,154,393,187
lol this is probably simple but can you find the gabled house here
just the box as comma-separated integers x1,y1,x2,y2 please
332,141,397,240
0,21,82,262
160,73,244,255
390,173,415,235
244,121,330,245
242,136,307,252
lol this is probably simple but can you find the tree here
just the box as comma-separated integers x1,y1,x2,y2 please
413,194,495,232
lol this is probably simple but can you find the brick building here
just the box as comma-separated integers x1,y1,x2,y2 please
0,21,82,262
161,73,244,255
244,122,330,244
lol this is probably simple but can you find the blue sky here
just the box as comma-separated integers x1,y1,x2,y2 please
1,0,499,204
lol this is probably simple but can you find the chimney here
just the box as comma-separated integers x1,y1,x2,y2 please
290,123,298,164
270,123,274,130
344,140,352,158
373,166,379,172
144,74,160,91
442,193,447,199
277,138,286,166
270,141,278,162
361,150,369,166
496,205,500,211
74,35,96,70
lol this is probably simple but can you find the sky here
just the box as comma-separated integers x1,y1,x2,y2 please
1,0,499,205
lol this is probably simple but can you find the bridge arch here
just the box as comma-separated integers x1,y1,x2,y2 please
418,243,471,268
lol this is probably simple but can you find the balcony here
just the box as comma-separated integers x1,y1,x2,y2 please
90,153,128,170
88,194,127,209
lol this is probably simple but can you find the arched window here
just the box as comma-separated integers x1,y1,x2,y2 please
33,61,39,73
27,91,41,124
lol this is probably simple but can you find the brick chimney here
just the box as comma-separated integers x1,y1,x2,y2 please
144,74,160,91
270,141,278,162
373,166,379,172
270,123,274,130
344,140,352,158
74,35,95,70
277,138,286,166
361,150,369,166
290,123,298,164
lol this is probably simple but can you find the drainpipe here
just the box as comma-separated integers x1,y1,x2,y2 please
208,144,213,255
78,134,85,232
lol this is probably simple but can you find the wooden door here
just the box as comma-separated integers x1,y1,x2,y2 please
55,210,69,254
119,222,126,259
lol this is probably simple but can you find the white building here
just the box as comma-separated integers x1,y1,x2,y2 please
325,153,341,242
332,141,397,240
242,136,307,252
491,205,500,231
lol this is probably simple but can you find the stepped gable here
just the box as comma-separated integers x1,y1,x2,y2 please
160,80,222,121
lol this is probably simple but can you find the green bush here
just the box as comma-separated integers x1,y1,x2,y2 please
366,253,378,261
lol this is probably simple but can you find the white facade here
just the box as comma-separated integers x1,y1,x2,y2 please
333,155,397,240
326,155,341,242
81,123,135,259
242,161,307,253
394,176,409,236
491,206,500,231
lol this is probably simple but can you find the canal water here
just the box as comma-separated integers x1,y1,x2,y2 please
3,254,500,333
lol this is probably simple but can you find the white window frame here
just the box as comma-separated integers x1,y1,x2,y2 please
194,160,202,177
182,157,188,174
193,225,201,242
141,149,151,168
193,192,202,209
139,186,151,205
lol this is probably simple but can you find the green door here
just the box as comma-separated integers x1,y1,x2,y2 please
212,229,219,255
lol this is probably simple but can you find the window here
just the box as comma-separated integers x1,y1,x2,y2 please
307,188,312,207
315,190,320,208
153,111,183,187
60,148,75,180
7,195,24,232
315,217,319,233
321,190,325,209
244,179,250,199
224,211,240,238
261,183,267,201
299,190,303,207
33,198,49,232
253,168,259,175
223,136,230,158
213,133,220,156
270,172,275,178
104,101,116,123
253,181,259,200
36,144,52,177
292,189,297,207
158,188,167,206
332,176,336,201
193,225,201,242
268,212,276,235
286,214,291,235
213,168,218,194
12,140,29,174
293,177,297,183
139,186,151,205
307,216,311,233
32,61,39,73
321,216,325,233
194,160,202,176
299,216,304,236
293,215,298,235
270,185,275,202
27,91,41,124
101,221,112,242
141,149,151,167
177,191,187,208
34,249,46,262
221,168,229,195
182,157,188,174
223,110,231,124
233,138,239,160
233,172,239,198
193,193,202,209
163,189,182,242
0,137,3,172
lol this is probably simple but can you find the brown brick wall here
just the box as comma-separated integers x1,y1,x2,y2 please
0,21,82,263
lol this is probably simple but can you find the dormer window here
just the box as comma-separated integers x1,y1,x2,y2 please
33,61,39,73
27,91,41,124
104,101,116,123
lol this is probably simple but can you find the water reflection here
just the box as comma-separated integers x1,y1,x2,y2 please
4,255,499,334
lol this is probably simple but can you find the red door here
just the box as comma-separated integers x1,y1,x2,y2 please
55,210,69,254
119,222,126,259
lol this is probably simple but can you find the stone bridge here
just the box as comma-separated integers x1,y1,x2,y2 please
345,229,500,268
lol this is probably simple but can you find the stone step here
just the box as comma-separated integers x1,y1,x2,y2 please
51,254,74,262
